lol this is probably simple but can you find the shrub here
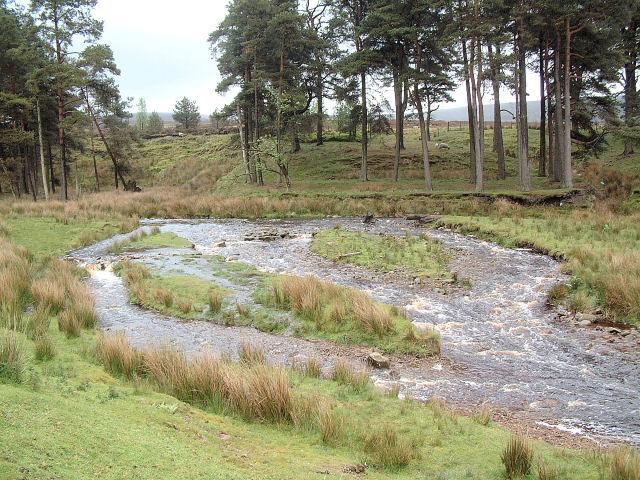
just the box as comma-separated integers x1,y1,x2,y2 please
0,329,26,383
501,436,533,478
364,424,413,469
95,332,143,379
34,335,56,361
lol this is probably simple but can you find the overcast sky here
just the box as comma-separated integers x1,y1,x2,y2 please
91,0,537,115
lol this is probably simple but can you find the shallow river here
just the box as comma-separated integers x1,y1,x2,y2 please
70,218,640,445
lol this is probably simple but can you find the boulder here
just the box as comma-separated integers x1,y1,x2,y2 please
214,240,226,248
577,319,592,327
366,352,390,369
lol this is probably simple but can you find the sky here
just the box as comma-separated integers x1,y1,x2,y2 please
87,0,539,116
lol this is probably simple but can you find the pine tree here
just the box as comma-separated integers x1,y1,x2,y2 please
172,97,200,130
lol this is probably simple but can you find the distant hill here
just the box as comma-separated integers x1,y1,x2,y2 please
433,101,542,123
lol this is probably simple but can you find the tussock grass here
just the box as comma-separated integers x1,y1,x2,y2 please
95,332,143,379
207,289,224,313
318,405,341,444
238,341,265,365
501,436,533,478
363,424,413,469
330,360,369,392
262,274,440,356
34,335,56,361
472,404,492,426
602,447,640,480
294,356,321,378
153,287,174,308
0,329,26,383
30,277,65,314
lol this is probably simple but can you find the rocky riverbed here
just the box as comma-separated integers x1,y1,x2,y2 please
70,217,640,446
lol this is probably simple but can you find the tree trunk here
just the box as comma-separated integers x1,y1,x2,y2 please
56,86,68,200
562,17,573,189
468,38,482,192
36,98,50,200
544,39,556,180
413,40,432,192
87,109,100,192
461,37,477,184
488,44,506,180
538,37,547,177
316,70,324,146
475,37,485,192
47,141,55,193
83,90,126,188
393,68,402,182
554,29,565,183
238,105,251,183
517,27,531,192
360,71,368,181
623,18,638,156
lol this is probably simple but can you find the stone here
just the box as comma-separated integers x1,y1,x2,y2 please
366,352,390,369
214,240,226,248
577,319,592,327
608,327,622,335
577,313,599,323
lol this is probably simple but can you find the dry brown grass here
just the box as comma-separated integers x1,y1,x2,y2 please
472,404,492,426
238,341,265,365
153,287,174,308
603,447,640,480
294,356,321,378
30,278,65,314
95,332,144,379
58,309,82,337
318,405,341,444
176,298,193,314
330,359,369,392
207,289,224,313
0,240,31,329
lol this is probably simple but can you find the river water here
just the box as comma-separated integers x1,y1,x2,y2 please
70,218,640,445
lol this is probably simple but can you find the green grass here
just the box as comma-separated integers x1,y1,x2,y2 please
108,229,192,254
0,325,604,479
310,226,455,283
439,207,640,325
116,262,226,320
2,216,127,260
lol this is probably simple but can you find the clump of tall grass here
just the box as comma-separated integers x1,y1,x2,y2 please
318,405,341,444
31,277,66,314
0,329,26,383
602,447,640,480
239,341,265,365
0,221,8,237
0,240,32,329
176,298,193,314
472,404,492,426
34,335,56,361
95,332,144,379
330,359,369,392
501,436,533,478
207,289,224,313
363,424,413,469
294,356,321,378
153,288,174,308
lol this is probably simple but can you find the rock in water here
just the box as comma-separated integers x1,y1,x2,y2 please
363,213,375,224
366,352,390,369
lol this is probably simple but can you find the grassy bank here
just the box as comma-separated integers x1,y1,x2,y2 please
310,226,455,283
